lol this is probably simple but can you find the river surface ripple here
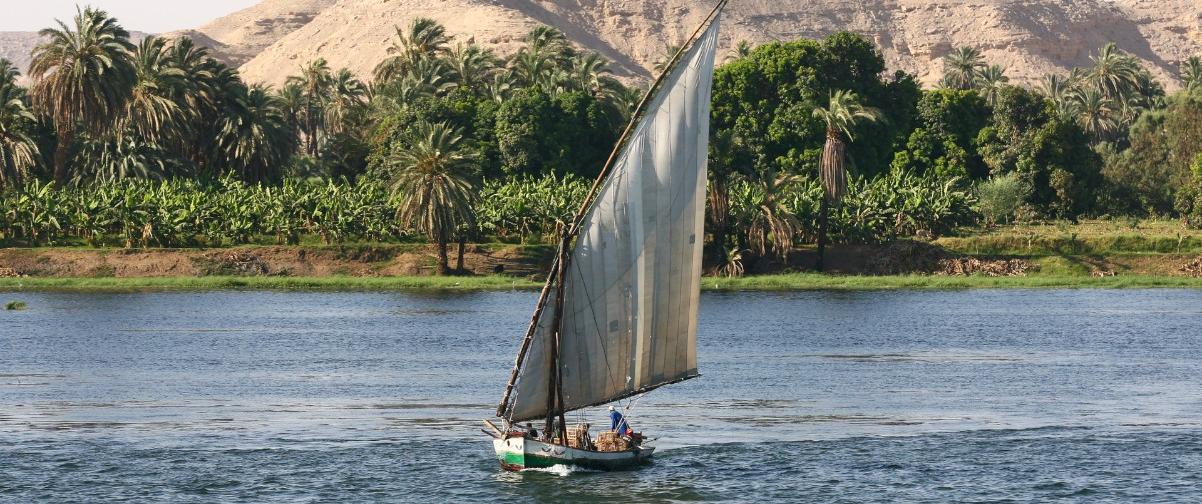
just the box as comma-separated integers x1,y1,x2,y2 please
2,289,1201,502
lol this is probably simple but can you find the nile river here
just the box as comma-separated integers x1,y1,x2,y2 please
2,289,1201,502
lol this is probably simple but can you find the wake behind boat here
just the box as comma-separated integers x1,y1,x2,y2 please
483,1,727,472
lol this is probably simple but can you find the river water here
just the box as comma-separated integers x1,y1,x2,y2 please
2,289,1201,502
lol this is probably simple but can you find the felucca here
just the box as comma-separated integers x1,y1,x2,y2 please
483,1,727,471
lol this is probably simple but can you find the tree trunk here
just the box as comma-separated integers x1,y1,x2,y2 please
707,177,731,271
817,197,829,272
456,236,466,273
53,129,74,185
436,231,450,276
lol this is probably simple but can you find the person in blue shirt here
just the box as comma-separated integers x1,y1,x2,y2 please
608,405,632,436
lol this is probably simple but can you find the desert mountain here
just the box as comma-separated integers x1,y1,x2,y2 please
230,0,1202,89
2,0,1200,89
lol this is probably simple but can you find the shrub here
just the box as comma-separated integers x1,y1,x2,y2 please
976,172,1028,225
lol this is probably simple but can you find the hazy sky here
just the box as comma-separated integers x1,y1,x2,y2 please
1,1,261,33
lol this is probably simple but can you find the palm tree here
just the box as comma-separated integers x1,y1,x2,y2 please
653,43,683,73
812,90,883,271
525,26,574,64
0,62,40,184
446,41,498,90
217,84,296,183
1089,43,1140,100
941,47,986,90
0,60,19,83
486,72,515,103
374,18,452,83
388,121,478,275
28,6,136,183
287,58,333,156
509,47,559,90
1072,87,1118,143
1180,56,1201,93
975,65,1009,106
728,40,753,61
746,168,803,259
276,81,305,138
324,68,367,137
1039,73,1077,119
122,36,186,145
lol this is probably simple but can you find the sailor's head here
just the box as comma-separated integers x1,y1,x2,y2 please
608,406,615,412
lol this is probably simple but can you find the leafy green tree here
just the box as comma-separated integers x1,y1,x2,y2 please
28,6,137,183
387,120,478,274
1103,92,1202,215
891,89,990,179
812,90,883,270
0,62,40,184
494,90,618,178
977,86,1102,217
941,47,986,90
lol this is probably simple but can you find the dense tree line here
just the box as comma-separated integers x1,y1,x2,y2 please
2,6,1201,275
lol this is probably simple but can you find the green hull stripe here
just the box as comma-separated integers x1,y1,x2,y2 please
497,449,649,470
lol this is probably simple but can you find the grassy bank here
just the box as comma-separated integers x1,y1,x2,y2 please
3,273,1202,293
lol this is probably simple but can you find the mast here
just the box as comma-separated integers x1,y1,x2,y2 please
497,0,728,424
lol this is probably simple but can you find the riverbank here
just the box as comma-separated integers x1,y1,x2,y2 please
3,273,1202,292
3,220,1202,291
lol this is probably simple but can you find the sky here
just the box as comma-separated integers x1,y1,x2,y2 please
0,1,260,33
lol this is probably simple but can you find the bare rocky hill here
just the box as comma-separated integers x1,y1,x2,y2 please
231,0,1202,89
3,0,1200,89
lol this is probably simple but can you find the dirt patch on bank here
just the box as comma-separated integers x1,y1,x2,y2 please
0,245,553,279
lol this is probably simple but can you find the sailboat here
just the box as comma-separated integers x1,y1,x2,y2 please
482,1,727,471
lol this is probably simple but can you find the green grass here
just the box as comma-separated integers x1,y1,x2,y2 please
5,300,27,310
704,273,1202,291
939,219,1202,255
2,273,1201,293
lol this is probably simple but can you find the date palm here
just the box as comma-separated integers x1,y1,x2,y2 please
446,41,498,90
388,120,478,275
324,68,368,137
217,84,296,183
374,18,452,83
975,65,1009,106
1180,56,1201,93
812,90,883,271
509,48,559,90
0,63,40,184
654,43,683,73
28,6,136,183
941,47,985,91
728,40,753,62
525,26,574,65
1089,43,1140,100
122,36,186,145
287,58,333,156
1072,88,1119,143
1039,74,1077,119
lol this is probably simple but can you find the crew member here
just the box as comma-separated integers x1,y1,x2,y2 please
608,405,632,436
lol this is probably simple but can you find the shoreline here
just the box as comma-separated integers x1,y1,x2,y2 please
3,273,1202,293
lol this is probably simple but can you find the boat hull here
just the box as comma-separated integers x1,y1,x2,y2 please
492,436,655,471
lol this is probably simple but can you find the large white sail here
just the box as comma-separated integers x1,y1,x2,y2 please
503,16,721,423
